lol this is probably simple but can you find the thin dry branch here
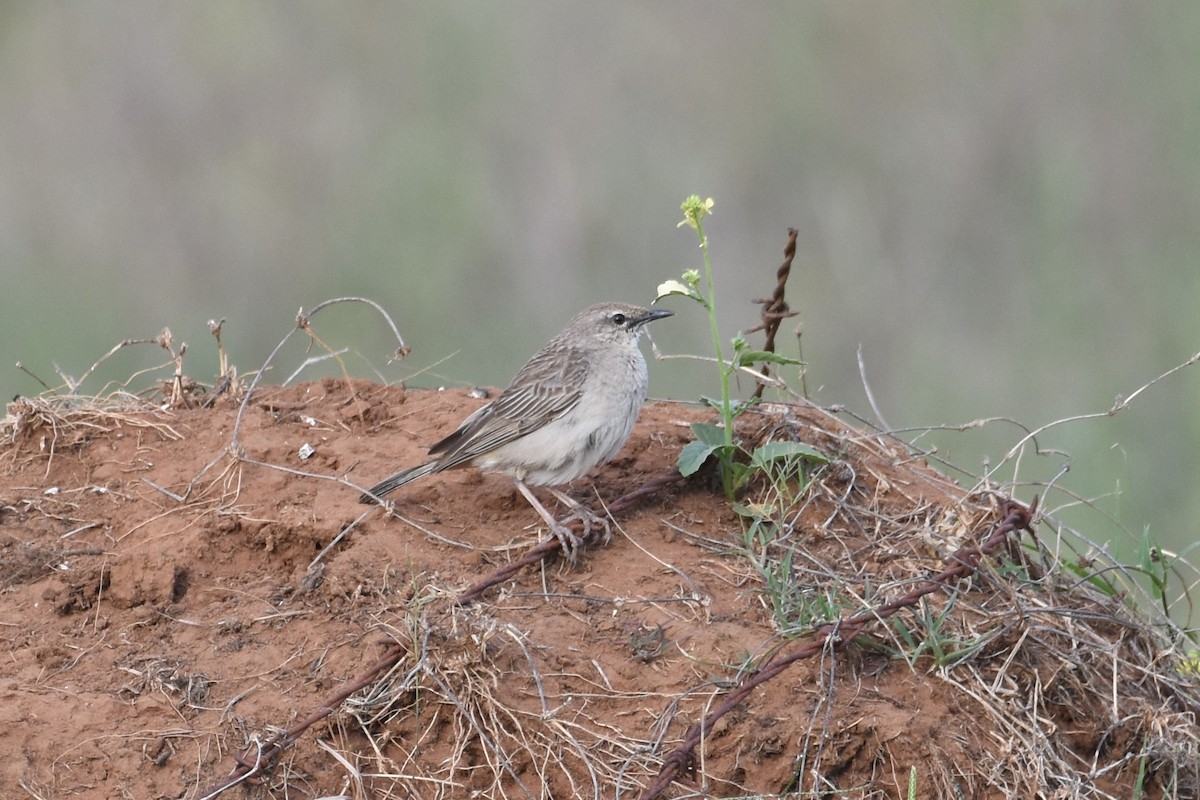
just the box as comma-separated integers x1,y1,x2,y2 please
229,296,409,449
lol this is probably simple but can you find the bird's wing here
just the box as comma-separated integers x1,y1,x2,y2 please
426,345,587,467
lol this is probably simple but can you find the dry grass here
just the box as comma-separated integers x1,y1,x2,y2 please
230,396,1200,799
4,314,1198,800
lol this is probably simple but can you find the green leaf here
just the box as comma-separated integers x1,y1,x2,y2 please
655,279,703,303
750,441,827,470
698,397,745,412
690,421,727,446
735,350,802,368
697,396,755,420
677,440,719,477
731,501,760,519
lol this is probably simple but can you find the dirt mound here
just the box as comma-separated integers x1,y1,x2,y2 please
2,379,1196,799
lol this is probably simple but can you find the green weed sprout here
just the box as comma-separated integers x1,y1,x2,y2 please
657,195,817,499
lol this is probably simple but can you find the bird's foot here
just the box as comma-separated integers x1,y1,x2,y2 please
558,502,612,546
548,520,584,565
546,487,612,547
514,481,612,565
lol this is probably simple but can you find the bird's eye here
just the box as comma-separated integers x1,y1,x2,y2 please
611,312,627,326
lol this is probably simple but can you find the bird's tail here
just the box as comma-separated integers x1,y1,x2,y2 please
358,461,437,504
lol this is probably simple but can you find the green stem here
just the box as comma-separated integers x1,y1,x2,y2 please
694,217,734,449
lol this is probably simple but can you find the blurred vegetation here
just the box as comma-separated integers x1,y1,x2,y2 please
1,3,1196,608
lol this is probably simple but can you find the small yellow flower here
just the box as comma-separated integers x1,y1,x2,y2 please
678,195,715,229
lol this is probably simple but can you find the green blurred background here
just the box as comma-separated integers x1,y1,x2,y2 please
2,3,1197,597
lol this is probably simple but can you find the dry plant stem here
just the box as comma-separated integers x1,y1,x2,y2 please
973,350,1200,491
858,343,893,432
637,497,1038,800
63,333,171,394
229,297,409,450
308,508,374,569
747,227,800,400
199,371,232,409
651,352,788,389
15,362,54,392
284,347,349,385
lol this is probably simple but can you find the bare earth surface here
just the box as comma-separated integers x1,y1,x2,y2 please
2,380,1195,799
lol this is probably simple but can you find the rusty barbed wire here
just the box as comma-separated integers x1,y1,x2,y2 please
195,467,686,798
197,641,406,798
637,496,1037,800
747,227,800,399
199,458,1037,798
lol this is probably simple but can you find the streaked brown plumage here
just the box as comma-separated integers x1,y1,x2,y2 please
360,302,672,558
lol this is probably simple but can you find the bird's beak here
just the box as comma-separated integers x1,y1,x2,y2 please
636,308,674,326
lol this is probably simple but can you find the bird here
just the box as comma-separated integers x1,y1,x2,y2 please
360,302,673,560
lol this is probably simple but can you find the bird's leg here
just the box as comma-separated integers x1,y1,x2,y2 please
545,487,612,545
514,479,583,563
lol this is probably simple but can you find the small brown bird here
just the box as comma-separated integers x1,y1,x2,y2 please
360,302,672,559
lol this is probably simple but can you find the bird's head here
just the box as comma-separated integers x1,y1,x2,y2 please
569,302,673,345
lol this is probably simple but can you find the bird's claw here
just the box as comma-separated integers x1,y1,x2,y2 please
548,504,612,564
549,521,584,565
561,503,612,545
